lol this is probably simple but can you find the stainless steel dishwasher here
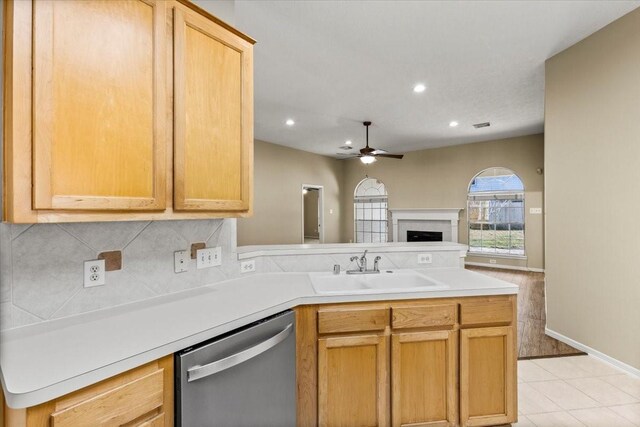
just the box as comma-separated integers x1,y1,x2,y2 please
176,310,296,427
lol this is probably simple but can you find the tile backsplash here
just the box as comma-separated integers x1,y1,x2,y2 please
0,218,464,331
0,219,239,330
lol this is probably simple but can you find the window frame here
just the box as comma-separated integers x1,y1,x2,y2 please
467,167,526,259
353,178,389,244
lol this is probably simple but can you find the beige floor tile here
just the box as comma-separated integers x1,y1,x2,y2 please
609,403,640,425
532,357,592,379
513,415,537,427
529,380,600,410
519,360,559,382
566,377,638,406
527,411,585,427
565,355,625,377
600,374,640,400
569,407,636,427
518,383,562,415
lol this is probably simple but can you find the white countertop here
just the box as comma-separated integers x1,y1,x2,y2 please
237,241,468,259
0,267,517,409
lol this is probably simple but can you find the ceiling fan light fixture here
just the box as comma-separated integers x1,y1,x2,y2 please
360,155,377,164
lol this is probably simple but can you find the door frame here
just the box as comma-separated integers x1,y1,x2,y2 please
301,184,324,244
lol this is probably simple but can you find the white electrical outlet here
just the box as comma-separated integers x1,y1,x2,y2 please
197,247,222,269
174,250,189,273
529,207,542,214
84,259,105,287
240,260,256,274
417,253,433,264
489,259,497,264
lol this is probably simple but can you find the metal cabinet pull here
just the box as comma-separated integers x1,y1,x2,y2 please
187,323,293,382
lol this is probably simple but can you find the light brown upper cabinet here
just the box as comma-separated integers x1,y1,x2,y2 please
173,6,253,211
2,0,255,223
32,0,167,211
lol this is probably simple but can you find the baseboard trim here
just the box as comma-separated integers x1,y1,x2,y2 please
464,261,545,273
545,328,640,378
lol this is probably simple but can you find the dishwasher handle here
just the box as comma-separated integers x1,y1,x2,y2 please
187,323,294,382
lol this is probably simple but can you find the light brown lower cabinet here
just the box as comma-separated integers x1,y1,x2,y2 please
2,356,173,427
297,296,518,427
392,330,457,427
318,334,389,427
460,326,516,427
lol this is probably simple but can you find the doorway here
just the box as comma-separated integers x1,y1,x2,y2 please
302,185,324,244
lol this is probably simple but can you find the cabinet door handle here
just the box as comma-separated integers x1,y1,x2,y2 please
186,323,293,382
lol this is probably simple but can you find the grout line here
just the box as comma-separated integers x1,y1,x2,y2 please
48,287,84,320
122,221,153,251
56,224,99,254
205,219,225,244
10,224,33,241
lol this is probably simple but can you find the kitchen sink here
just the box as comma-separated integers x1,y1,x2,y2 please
309,270,448,295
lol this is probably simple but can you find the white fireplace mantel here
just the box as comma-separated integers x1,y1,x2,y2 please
390,208,464,243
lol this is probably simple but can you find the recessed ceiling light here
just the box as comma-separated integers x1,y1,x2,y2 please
449,121,459,127
345,140,352,145
285,119,295,126
413,83,426,93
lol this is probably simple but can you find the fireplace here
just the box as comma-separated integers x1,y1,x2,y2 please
389,209,463,243
407,230,443,242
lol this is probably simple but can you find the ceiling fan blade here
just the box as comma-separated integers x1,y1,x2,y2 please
371,149,388,155
376,153,404,159
336,154,362,160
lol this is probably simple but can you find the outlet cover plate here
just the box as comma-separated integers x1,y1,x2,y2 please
174,250,189,273
197,247,222,269
240,260,256,274
84,259,106,287
417,253,433,264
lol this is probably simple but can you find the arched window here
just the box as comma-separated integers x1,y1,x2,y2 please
468,168,525,256
354,178,388,243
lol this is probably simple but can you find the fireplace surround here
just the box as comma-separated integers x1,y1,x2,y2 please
390,208,463,243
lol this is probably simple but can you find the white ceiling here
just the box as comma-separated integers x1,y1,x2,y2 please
233,1,640,157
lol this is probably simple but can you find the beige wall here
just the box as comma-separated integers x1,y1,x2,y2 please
342,134,545,270
303,189,320,238
237,140,344,245
240,136,545,270
545,8,640,369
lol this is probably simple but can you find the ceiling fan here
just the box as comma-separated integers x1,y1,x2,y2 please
340,121,404,164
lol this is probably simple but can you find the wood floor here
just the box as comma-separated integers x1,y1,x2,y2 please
466,266,583,359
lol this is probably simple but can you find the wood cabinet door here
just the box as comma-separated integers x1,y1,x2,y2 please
173,6,253,211
391,330,457,427
318,334,389,427
32,0,167,211
460,326,516,427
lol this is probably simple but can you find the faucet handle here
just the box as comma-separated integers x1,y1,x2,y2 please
373,256,382,272
333,264,341,275
350,256,359,262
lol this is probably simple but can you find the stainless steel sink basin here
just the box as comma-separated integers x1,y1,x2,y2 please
309,270,447,295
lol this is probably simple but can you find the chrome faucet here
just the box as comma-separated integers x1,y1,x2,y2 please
347,250,381,274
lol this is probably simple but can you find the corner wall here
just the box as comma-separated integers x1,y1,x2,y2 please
236,140,345,246
545,7,640,370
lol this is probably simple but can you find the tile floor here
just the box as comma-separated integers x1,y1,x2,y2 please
513,355,640,426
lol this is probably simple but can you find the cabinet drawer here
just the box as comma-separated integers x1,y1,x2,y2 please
460,298,513,326
137,412,165,427
318,307,389,334
392,304,457,329
50,369,164,426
